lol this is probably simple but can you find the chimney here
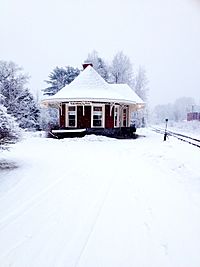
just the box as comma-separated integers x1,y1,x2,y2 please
82,63,93,70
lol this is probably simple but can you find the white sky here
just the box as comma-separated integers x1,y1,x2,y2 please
0,0,200,107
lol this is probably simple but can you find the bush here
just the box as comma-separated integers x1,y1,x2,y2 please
0,104,21,146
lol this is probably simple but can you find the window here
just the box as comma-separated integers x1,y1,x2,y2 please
92,106,103,127
68,106,76,127
114,106,119,127
123,108,127,127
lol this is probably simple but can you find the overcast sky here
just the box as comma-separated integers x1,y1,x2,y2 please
0,0,200,107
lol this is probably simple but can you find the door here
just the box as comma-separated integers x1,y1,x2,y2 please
77,106,91,128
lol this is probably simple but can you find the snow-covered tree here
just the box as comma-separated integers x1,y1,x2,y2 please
0,61,28,106
152,97,195,124
0,60,40,130
15,88,40,129
152,103,174,124
43,66,80,96
134,66,148,102
39,107,59,130
0,94,21,145
110,51,133,86
173,97,195,122
85,50,109,81
133,66,149,126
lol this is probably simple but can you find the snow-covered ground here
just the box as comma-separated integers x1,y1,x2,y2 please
0,128,200,267
154,120,200,139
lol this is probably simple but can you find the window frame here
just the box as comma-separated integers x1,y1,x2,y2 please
91,104,105,128
65,104,77,128
122,107,128,127
114,105,120,128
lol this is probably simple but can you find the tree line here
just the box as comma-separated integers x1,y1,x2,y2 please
152,97,197,124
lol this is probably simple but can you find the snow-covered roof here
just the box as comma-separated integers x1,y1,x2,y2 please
42,66,144,105
109,84,144,105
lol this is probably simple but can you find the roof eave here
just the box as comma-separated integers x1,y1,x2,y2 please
41,97,142,106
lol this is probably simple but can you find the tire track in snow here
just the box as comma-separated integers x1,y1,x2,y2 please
74,173,115,267
0,174,69,230
0,172,89,264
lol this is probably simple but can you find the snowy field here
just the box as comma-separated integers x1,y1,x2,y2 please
0,128,200,267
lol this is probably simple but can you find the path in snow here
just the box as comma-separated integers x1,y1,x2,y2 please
0,130,200,267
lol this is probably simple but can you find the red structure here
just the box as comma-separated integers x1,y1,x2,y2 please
42,65,145,138
187,112,200,121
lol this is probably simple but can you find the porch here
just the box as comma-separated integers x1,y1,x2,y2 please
49,126,137,139
59,102,131,129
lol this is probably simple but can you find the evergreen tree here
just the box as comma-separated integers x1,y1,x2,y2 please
43,66,80,96
0,94,21,145
15,88,40,129
0,60,40,130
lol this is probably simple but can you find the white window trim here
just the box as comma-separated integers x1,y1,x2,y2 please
65,104,77,128
114,105,120,128
128,106,131,127
127,106,130,127
121,106,129,127
91,104,105,128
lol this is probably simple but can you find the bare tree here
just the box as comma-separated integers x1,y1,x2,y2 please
134,66,148,102
110,51,133,86
85,50,109,81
